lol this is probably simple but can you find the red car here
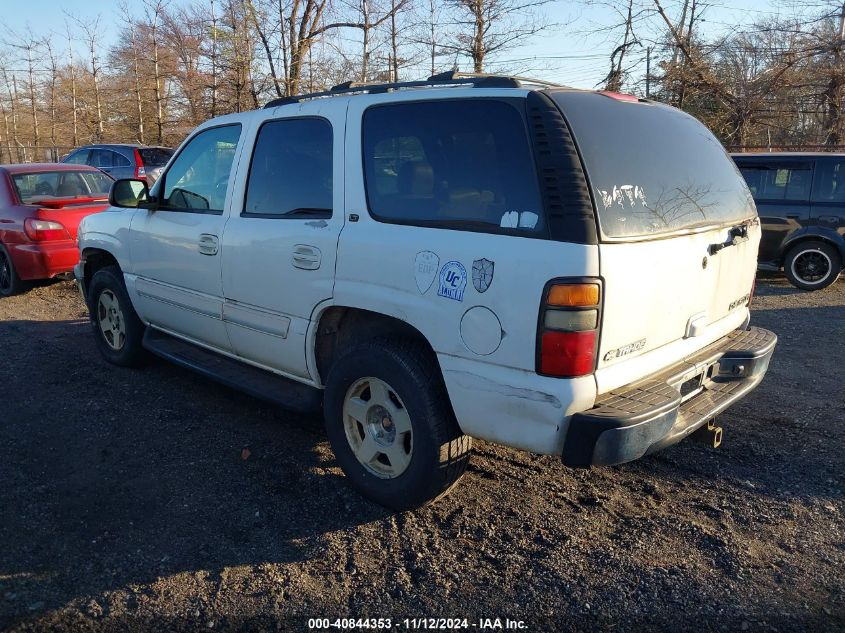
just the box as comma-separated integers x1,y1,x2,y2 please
0,163,112,296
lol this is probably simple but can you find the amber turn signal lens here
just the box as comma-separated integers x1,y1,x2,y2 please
547,283,600,307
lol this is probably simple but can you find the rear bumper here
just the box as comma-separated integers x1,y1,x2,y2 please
8,240,79,280
562,326,777,467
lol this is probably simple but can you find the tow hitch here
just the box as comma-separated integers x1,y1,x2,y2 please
691,419,723,448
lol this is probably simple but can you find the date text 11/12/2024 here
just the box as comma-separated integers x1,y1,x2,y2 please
308,617,528,630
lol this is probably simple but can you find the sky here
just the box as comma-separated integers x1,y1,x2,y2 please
0,0,818,90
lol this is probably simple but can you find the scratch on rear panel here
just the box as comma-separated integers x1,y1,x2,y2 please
445,370,562,409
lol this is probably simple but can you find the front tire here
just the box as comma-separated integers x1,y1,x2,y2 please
323,338,472,511
784,240,842,291
0,244,28,297
87,266,146,366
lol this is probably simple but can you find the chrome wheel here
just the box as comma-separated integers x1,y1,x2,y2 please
342,377,413,479
791,249,832,285
97,289,126,351
0,251,11,294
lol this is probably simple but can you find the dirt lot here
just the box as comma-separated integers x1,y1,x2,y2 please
0,276,843,633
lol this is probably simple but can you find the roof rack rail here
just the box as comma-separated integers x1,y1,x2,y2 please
263,72,560,109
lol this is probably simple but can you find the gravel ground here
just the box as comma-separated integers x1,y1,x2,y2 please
0,276,843,633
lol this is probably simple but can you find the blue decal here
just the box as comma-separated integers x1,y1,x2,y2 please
438,261,467,302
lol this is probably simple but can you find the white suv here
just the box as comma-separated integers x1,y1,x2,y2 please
76,73,777,510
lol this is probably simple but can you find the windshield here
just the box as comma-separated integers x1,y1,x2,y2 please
549,91,756,239
139,147,174,166
12,171,113,204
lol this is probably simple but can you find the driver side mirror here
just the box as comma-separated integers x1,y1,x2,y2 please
109,178,158,210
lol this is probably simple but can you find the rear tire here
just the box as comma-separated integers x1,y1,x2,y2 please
323,338,472,511
0,244,28,297
87,266,146,367
784,240,841,291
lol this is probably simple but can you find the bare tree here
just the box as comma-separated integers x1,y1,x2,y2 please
143,0,168,143
444,0,552,72
71,14,106,141
43,38,61,159
119,5,146,143
64,21,79,147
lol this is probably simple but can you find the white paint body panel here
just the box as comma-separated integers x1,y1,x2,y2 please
76,88,762,457
595,222,760,394
219,101,347,380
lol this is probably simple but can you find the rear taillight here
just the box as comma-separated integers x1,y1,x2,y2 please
537,280,601,378
24,218,71,241
133,148,146,180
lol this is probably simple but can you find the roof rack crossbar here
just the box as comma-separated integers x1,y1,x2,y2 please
263,72,559,108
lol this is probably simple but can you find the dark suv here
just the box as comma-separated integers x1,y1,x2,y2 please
733,153,845,290
62,144,174,185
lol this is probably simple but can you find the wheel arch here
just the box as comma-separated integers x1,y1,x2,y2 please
80,248,120,304
780,230,845,266
311,305,442,387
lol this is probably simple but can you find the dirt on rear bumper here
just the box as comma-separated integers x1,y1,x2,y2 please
562,326,777,467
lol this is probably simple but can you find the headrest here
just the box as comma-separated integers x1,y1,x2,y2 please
398,161,434,197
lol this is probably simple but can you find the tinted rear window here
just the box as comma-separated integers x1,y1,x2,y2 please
363,100,544,234
139,148,174,166
550,92,755,238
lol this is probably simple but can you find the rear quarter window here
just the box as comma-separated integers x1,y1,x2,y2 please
362,99,544,234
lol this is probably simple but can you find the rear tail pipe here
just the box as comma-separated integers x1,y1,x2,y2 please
692,419,722,448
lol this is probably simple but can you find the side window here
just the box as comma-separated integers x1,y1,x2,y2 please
243,118,333,218
161,125,241,213
112,151,131,167
64,149,89,165
362,100,544,233
90,149,115,168
742,164,812,201
738,167,762,196
812,160,845,202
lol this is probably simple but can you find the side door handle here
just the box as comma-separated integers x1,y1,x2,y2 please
292,244,321,270
198,233,219,256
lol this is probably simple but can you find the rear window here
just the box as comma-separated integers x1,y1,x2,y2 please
139,148,174,166
737,162,812,201
362,100,544,234
551,92,755,239
12,171,112,204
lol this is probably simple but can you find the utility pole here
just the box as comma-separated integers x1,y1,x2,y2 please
646,46,651,97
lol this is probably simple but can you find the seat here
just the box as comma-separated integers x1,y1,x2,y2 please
57,176,84,197
383,160,435,219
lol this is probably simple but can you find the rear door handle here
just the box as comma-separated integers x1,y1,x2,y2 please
292,244,321,270
198,233,219,256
